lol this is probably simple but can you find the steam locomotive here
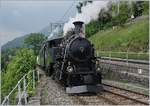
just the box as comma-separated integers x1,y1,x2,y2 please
37,21,102,93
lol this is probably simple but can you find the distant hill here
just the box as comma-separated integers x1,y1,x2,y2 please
89,17,149,52
1,23,66,51
1,25,52,51
1,35,28,50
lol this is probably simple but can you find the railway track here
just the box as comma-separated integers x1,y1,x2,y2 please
37,67,149,105
68,83,149,105
101,83,149,105
70,93,117,105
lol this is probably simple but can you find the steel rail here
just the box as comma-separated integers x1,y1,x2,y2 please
103,89,149,105
97,94,118,105
102,83,149,96
102,84,149,105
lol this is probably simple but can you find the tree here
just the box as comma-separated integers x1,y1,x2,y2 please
2,48,36,97
111,2,118,17
142,1,149,15
98,8,112,26
1,48,20,71
24,33,47,55
85,20,100,38
132,1,146,17
112,1,129,26
76,1,93,13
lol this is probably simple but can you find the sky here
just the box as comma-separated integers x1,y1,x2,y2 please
0,0,77,46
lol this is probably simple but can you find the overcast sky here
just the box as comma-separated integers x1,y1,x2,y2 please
0,0,77,46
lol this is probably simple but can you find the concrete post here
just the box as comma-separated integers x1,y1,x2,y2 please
109,51,111,62
17,82,21,105
96,51,98,57
2,96,7,105
37,70,40,82
23,77,27,104
33,70,35,89
6,96,9,105
126,52,129,66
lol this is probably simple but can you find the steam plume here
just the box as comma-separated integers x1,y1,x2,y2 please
63,1,109,35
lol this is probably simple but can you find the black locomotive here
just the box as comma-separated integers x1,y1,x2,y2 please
37,21,102,93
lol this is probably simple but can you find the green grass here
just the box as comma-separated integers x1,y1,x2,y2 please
89,18,149,52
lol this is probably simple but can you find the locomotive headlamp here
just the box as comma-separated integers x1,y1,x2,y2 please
67,66,73,73
97,67,100,71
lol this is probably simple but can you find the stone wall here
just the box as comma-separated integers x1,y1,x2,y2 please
98,61,149,87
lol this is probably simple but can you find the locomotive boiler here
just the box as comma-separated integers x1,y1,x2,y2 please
37,21,102,93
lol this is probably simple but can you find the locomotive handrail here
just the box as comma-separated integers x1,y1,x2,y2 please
1,70,39,105
59,42,69,80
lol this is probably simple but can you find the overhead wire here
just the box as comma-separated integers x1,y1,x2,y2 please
48,1,76,38
58,0,76,23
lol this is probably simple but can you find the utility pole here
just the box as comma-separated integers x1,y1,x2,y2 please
117,0,120,15
127,0,134,19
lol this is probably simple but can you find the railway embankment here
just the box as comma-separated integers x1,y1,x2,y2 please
99,59,149,88
28,67,116,105
28,67,149,105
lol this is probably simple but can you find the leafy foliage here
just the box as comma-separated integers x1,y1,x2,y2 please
2,48,36,97
142,1,149,15
84,1,149,38
86,7,113,38
112,2,129,26
132,1,149,17
1,48,21,71
119,2,129,24
85,20,100,38
98,8,112,25
24,33,47,55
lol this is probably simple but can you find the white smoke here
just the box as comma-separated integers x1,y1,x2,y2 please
63,1,109,35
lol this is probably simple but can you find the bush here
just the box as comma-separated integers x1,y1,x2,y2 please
2,48,36,97
112,2,128,26
142,1,149,15
85,20,100,38
24,33,46,55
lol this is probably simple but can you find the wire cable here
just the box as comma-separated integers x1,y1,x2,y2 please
58,1,76,23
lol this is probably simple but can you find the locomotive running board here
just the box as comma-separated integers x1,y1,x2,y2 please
66,85,98,94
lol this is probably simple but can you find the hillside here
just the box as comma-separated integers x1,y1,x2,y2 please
1,35,28,50
1,25,52,50
89,18,149,53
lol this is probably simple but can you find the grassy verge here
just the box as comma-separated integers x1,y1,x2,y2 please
89,18,149,53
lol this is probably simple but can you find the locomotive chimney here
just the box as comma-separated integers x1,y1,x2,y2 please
73,21,84,35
